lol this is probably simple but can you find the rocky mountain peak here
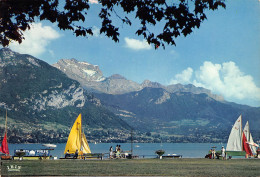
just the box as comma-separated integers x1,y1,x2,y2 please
0,48,43,68
0,48,16,56
52,59,105,82
108,74,126,80
53,58,225,101
141,80,164,89
0,49,87,112
0,48,131,137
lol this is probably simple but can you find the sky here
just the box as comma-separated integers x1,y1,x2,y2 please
5,0,260,107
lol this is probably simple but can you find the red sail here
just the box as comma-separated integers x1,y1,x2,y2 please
242,132,252,156
0,133,9,155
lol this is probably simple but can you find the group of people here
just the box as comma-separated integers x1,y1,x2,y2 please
209,149,216,159
65,149,79,159
109,144,122,159
208,146,226,160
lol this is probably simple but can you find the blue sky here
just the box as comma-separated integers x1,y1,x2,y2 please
7,0,260,107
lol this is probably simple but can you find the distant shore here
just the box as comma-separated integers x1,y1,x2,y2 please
1,158,260,176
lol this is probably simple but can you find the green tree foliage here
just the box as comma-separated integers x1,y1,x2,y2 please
0,0,225,48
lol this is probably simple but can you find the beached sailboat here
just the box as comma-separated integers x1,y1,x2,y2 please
0,110,11,160
64,114,91,158
226,115,258,157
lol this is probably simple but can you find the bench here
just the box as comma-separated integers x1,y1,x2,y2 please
60,153,103,160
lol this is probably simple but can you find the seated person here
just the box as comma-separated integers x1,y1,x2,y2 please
74,149,79,159
65,150,70,158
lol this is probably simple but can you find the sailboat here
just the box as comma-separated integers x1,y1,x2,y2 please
64,113,91,159
0,110,11,160
226,115,258,157
243,121,256,156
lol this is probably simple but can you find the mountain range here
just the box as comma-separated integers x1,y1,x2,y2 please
0,48,259,143
52,59,224,102
0,48,131,143
53,59,260,127
53,58,260,142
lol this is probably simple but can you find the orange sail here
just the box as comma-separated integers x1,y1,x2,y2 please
0,133,9,155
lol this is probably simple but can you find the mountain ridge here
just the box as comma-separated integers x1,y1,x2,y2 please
1,48,259,143
0,48,131,143
53,57,260,141
53,58,225,102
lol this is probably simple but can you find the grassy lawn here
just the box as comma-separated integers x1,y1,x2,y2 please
1,158,260,176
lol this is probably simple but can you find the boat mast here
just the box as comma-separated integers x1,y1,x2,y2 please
80,116,83,151
248,122,250,141
131,128,133,157
241,114,243,151
5,110,7,136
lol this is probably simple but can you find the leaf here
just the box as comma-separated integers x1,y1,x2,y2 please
0,0,226,48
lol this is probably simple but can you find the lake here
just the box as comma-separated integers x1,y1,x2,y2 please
8,143,226,158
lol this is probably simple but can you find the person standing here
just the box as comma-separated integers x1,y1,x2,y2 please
109,146,113,159
209,149,212,159
212,149,216,159
115,145,118,152
221,146,226,160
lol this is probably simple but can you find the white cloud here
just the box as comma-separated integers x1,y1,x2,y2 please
92,26,100,37
170,67,193,84
9,23,60,57
170,61,260,105
194,61,225,91
124,37,152,50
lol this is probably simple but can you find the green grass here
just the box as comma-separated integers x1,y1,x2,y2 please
1,158,260,176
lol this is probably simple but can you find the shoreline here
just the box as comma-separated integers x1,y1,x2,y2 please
1,158,260,176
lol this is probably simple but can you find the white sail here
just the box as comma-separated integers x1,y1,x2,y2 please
249,133,257,154
243,121,257,154
243,121,250,140
226,115,242,151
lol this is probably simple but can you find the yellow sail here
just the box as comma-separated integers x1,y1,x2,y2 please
64,114,91,155
82,131,91,154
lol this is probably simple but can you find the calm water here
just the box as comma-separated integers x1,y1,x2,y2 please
9,143,226,158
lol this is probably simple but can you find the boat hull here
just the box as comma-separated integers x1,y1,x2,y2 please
226,151,246,157
1,155,12,160
162,155,182,159
13,156,51,160
208,150,246,157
